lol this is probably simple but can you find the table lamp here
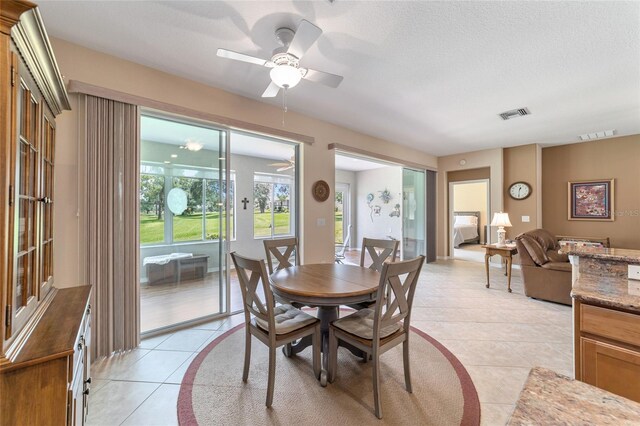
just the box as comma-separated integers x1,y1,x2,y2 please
490,212,512,247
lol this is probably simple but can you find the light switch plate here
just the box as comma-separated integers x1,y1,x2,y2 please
629,265,640,281
522,216,530,223
316,218,326,227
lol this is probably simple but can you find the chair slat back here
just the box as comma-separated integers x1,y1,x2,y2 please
231,252,275,327
263,237,299,275
361,238,399,272
373,256,425,335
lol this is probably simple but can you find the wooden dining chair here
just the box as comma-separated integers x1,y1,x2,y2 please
361,237,399,272
263,237,299,275
328,255,426,419
230,252,321,408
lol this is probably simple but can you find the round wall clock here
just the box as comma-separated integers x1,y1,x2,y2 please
508,181,532,200
312,180,330,202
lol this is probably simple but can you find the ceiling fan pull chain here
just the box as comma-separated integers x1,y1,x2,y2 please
282,86,288,126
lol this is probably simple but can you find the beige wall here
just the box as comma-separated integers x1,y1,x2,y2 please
503,144,542,239
437,149,504,257
452,181,489,243
50,38,438,287
542,135,640,249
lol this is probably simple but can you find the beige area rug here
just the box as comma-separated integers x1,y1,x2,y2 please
178,324,480,425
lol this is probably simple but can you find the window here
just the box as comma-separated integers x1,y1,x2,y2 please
139,163,235,245
253,174,293,238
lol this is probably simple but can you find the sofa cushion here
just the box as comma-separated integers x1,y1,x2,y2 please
547,250,569,263
255,304,318,335
520,235,549,266
541,262,572,273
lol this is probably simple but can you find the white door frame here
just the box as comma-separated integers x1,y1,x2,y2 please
448,179,491,258
335,182,351,246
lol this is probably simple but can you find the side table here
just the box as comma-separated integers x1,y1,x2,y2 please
482,244,517,292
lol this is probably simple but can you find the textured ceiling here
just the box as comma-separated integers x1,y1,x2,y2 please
39,1,640,156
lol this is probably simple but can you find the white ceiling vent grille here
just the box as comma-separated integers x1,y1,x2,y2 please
499,107,531,120
579,129,616,141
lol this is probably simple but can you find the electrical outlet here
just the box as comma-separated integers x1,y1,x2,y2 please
629,265,640,281
522,216,530,223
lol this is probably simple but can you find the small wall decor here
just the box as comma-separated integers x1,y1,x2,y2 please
373,205,382,216
241,197,250,210
389,203,401,218
366,193,375,222
568,179,615,221
379,188,392,204
312,180,330,202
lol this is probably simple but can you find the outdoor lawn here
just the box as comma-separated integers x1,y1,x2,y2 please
335,212,343,243
140,211,290,244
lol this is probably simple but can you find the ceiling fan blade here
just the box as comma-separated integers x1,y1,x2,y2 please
262,81,281,98
217,48,270,67
287,20,322,60
269,162,290,167
277,166,294,172
303,68,344,88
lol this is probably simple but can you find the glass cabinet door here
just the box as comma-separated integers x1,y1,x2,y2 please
40,113,55,293
9,79,41,335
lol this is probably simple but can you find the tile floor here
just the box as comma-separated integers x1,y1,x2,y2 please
87,259,573,425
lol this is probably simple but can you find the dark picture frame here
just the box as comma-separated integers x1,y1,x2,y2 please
568,179,615,221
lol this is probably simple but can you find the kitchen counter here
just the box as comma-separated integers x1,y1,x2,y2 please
564,247,640,264
571,274,640,313
508,367,640,425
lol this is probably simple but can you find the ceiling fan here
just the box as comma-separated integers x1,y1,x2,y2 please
217,19,343,98
269,156,295,172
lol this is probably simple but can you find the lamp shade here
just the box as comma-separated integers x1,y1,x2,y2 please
270,65,302,88
490,212,512,227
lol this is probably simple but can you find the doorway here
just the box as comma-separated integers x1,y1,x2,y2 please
334,152,427,263
139,112,228,333
449,179,490,263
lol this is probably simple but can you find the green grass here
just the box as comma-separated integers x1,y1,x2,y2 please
335,212,343,243
140,211,291,244
253,211,290,237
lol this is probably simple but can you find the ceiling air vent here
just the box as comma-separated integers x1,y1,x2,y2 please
499,107,530,121
579,129,616,141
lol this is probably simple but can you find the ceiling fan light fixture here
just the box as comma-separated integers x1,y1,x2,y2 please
183,139,203,152
270,64,302,88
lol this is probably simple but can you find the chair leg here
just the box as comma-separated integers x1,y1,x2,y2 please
328,327,338,383
266,346,276,408
312,324,321,380
373,352,382,419
242,329,251,382
403,339,412,393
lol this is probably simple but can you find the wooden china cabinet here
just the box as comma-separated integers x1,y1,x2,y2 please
0,2,92,425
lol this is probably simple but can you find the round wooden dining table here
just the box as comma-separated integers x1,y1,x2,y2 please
270,263,381,385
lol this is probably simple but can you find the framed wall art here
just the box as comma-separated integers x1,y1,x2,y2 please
568,179,614,221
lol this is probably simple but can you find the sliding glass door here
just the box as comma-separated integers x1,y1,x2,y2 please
402,168,426,259
139,112,228,333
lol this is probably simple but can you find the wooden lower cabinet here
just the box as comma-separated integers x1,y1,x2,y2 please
0,286,92,425
574,300,640,403
580,337,640,401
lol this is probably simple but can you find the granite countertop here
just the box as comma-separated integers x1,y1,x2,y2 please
563,246,640,263
571,274,640,313
508,367,640,425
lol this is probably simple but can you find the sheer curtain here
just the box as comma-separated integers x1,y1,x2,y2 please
83,95,140,358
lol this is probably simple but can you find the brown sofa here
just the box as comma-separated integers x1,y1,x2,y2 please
515,229,573,305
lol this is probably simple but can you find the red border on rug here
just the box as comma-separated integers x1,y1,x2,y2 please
177,323,480,425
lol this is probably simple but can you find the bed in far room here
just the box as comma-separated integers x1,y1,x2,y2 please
452,211,480,248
